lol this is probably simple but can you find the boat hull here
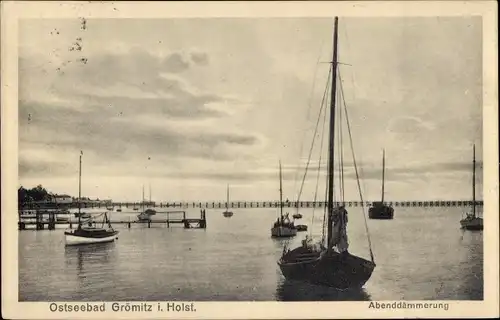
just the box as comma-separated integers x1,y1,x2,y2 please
64,230,119,246
368,204,394,219
223,211,233,217
271,226,297,238
460,217,483,230
74,212,91,219
296,225,308,232
278,248,375,289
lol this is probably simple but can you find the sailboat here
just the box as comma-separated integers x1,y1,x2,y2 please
271,161,297,238
222,184,234,217
368,149,394,219
64,151,119,246
460,144,483,230
278,17,376,289
137,185,156,221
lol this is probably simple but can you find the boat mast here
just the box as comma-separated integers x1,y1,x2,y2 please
381,149,385,203
78,151,82,226
327,17,339,249
226,184,229,210
472,144,476,217
142,185,145,211
149,183,151,203
279,160,283,218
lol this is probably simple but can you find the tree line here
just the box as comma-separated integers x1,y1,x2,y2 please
17,185,89,205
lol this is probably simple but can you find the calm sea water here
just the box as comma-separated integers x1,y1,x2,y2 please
18,206,483,301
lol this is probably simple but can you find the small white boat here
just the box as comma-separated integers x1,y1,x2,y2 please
65,226,119,246
64,151,119,246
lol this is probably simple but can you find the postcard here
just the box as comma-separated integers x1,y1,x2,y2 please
1,1,498,319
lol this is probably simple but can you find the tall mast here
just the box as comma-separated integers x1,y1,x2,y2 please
381,149,385,203
279,160,283,217
142,185,145,211
327,17,339,249
78,151,82,225
149,183,151,203
472,144,476,217
226,184,229,210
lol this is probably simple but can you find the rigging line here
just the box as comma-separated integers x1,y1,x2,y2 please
321,73,332,245
338,69,375,264
339,76,345,203
292,39,326,205
310,82,329,238
336,80,345,204
321,162,329,245
296,67,332,206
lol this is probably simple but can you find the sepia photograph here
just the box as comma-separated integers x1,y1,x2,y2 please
2,1,498,319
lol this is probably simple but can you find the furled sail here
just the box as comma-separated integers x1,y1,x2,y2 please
329,206,349,252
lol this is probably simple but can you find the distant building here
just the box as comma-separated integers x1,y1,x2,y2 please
51,194,73,204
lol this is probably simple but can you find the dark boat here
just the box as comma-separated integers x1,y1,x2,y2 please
137,185,157,221
222,184,234,217
292,213,303,219
296,224,308,232
368,149,394,219
64,151,119,246
460,144,483,230
278,17,376,289
271,161,297,238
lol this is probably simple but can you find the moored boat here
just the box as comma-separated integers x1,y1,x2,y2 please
65,213,119,246
222,184,234,217
74,211,91,219
296,224,308,232
460,144,483,231
137,185,156,221
64,151,119,246
271,161,297,238
292,213,303,219
277,17,376,289
368,149,394,219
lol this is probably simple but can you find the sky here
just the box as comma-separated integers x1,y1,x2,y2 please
18,17,483,202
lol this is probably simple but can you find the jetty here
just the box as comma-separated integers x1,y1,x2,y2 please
18,210,207,231
19,199,484,211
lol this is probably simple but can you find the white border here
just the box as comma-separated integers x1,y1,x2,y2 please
2,1,498,319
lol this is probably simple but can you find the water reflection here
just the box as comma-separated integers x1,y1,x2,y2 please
276,278,371,301
64,242,117,276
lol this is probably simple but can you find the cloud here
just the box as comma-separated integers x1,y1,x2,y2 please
18,43,264,180
190,51,209,66
162,52,190,73
18,97,261,179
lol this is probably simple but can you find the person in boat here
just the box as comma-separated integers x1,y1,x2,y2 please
332,206,349,255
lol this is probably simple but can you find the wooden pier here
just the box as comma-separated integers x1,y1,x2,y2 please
18,210,207,231
19,199,484,211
